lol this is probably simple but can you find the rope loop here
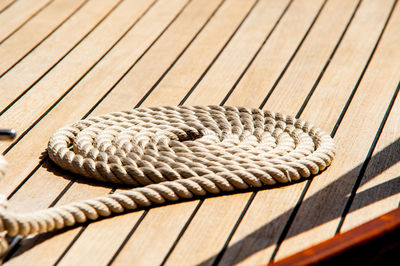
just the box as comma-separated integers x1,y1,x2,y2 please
0,106,335,251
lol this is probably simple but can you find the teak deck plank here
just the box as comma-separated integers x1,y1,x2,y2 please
60,0,262,264
3,1,225,264
0,0,399,265
0,0,15,14
341,83,400,232
219,0,361,264
0,0,121,115
55,0,246,264
276,0,400,259
109,0,291,264
3,0,158,208
0,0,86,76
0,0,180,195
163,0,327,264
4,0,189,263
223,0,396,262
0,0,53,43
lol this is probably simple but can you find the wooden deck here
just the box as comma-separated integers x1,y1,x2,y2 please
0,0,399,264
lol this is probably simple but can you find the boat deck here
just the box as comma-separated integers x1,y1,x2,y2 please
0,0,399,265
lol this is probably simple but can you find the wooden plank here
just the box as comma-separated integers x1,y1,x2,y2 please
0,0,52,42
0,0,185,201
3,0,221,264
339,59,400,232
0,0,87,76
56,0,261,265
54,0,250,264
271,207,400,265
0,1,396,266
140,0,283,107
217,0,395,264
0,0,121,114
3,0,158,207
274,0,400,260
160,0,331,265
107,0,291,264
185,0,320,107
0,0,15,13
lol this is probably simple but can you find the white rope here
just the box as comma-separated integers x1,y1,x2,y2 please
0,106,335,254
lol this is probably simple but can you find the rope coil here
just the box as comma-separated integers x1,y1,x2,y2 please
0,106,335,254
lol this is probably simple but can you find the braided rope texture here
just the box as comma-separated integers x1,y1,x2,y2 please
0,106,335,244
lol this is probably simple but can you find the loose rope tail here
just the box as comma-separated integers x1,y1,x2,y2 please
0,106,335,255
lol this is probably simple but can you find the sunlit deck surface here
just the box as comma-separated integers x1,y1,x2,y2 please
0,0,399,265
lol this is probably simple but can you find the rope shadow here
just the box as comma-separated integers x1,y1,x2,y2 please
7,138,399,263
197,137,400,265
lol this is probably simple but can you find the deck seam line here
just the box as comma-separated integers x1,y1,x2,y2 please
211,0,331,263
1,0,152,157
336,80,400,233
0,0,120,116
218,0,293,107
295,0,363,119
106,210,149,266
7,0,178,258
0,0,54,44
258,0,329,110
0,0,17,15
3,0,397,263
270,0,399,261
160,200,204,266
0,0,90,81
5,0,193,262
180,0,263,106
160,0,287,263
53,226,87,265
135,0,228,108
4,0,160,195
2,0,165,260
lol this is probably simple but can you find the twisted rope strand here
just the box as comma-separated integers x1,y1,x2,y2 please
0,106,335,253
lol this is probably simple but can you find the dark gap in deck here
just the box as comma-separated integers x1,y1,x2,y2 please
269,0,398,261
336,80,400,233
160,200,204,266
0,0,90,80
162,0,294,264
106,210,149,266
0,0,119,116
136,0,227,108
0,0,54,44
296,0,363,119
180,0,264,106
258,0,328,110
211,0,332,263
0,0,17,15
3,0,170,260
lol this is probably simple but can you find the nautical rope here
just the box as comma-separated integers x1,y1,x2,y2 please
0,106,335,254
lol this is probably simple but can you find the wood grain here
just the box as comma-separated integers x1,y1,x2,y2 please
57,0,257,264
57,0,262,264
0,0,15,13
163,0,327,265
4,0,219,264
0,0,398,265
0,0,121,114
0,0,86,76
0,0,53,42
1,0,187,203
218,0,363,263
270,207,400,265
275,0,400,259
339,38,400,233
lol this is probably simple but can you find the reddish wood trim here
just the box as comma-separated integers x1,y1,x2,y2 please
270,207,400,265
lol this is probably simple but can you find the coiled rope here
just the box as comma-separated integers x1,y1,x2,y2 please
0,106,335,255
